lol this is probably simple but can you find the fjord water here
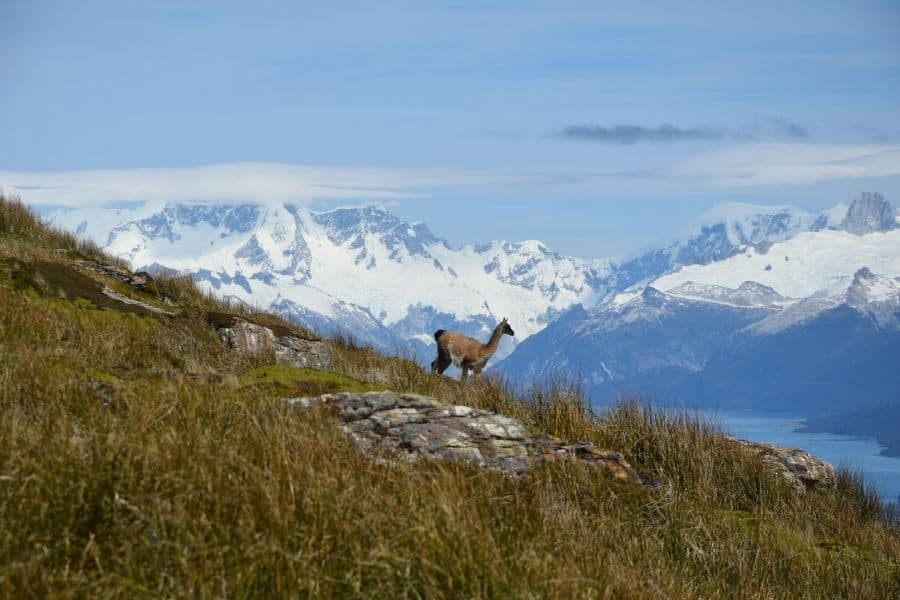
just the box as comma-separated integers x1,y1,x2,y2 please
704,409,900,504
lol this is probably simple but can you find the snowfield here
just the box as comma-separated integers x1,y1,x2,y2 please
652,229,900,298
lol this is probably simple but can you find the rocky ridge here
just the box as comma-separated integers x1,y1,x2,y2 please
838,192,897,235
1,256,176,317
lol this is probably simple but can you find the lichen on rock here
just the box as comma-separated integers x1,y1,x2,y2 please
283,391,646,483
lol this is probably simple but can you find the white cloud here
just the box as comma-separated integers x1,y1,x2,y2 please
667,143,900,186
0,162,538,208
4,144,898,210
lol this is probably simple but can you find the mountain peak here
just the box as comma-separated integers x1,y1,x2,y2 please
853,266,876,282
315,205,438,237
314,205,400,234
670,202,815,263
848,266,900,305
839,192,897,235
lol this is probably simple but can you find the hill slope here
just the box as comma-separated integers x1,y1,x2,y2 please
2,196,898,597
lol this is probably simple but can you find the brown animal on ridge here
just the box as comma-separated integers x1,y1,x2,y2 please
430,318,515,382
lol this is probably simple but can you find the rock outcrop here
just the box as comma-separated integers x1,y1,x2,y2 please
283,391,837,494
839,192,897,235
283,391,645,482
213,313,332,370
99,287,174,316
74,259,164,298
73,258,133,282
729,438,836,493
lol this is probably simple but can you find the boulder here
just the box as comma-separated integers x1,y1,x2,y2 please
216,316,331,370
283,391,645,483
729,438,836,493
127,271,160,295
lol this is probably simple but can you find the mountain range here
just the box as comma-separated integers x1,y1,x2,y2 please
46,193,897,336
493,193,899,452
51,202,609,361
45,192,900,445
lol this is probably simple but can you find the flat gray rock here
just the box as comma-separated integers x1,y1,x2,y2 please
283,391,644,482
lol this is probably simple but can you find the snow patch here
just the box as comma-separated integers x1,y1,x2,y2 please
652,229,900,298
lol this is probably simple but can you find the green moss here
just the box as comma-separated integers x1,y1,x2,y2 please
240,365,381,397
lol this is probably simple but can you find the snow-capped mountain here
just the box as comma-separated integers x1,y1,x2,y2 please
44,191,899,383
697,267,900,412
746,268,900,336
46,202,610,360
494,283,780,395
498,266,900,409
597,192,897,300
592,203,824,300
834,192,898,235
42,195,805,359
497,193,900,412
651,223,900,299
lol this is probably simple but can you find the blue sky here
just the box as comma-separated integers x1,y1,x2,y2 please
2,1,899,257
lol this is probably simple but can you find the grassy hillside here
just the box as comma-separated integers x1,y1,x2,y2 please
1,195,898,598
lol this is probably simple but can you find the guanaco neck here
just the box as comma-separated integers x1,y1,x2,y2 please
480,323,505,357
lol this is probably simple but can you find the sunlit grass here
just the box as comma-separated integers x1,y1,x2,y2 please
1,195,898,597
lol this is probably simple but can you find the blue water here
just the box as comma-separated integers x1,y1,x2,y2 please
699,409,900,504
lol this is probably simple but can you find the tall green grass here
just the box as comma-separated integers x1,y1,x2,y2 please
1,195,898,597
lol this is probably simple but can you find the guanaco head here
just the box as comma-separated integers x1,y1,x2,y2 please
500,317,515,337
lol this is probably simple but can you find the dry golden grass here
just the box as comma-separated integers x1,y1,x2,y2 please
1,195,898,598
